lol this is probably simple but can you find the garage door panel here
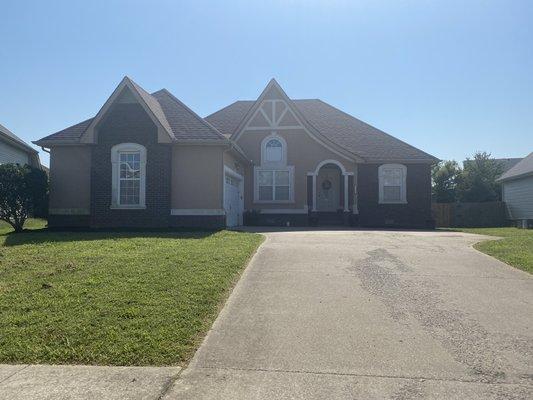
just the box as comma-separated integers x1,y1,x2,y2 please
224,174,243,227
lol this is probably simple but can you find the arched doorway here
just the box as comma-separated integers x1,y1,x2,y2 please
311,159,351,214
316,163,342,211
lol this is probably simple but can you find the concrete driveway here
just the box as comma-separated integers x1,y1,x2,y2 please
165,230,533,399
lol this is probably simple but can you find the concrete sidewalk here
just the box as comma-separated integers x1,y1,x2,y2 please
0,364,181,400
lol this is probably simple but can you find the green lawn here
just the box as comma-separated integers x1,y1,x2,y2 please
0,219,263,366
456,227,533,274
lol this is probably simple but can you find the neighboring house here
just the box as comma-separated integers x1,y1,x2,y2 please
34,77,438,229
0,123,41,168
497,152,533,228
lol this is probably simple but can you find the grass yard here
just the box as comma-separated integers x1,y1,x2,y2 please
0,219,263,366
456,227,533,274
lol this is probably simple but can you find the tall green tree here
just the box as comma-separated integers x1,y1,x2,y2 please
0,164,48,232
457,152,503,202
432,160,462,203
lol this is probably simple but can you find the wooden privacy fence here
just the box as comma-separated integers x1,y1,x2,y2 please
432,203,454,227
432,201,508,228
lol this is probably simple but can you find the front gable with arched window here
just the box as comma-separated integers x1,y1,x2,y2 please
254,134,294,203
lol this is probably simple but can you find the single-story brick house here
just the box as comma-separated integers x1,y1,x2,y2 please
34,77,438,229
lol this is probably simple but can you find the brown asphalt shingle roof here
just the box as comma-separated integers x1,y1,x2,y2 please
35,80,227,145
206,99,437,162
36,118,94,143
36,78,437,162
151,90,226,141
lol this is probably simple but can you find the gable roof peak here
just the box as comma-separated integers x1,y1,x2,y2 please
497,151,533,182
265,77,286,91
120,75,137,87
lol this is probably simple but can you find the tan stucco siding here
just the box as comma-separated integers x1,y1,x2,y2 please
236,128,356,210
49,146,91,213
171,146,225,209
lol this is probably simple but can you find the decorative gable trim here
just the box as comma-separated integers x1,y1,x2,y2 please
80,77,173,144
231,79,362,162
245,99,302,131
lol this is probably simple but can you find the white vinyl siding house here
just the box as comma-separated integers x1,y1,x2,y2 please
502,176,533,221
497,152,533,227
0,140,30,165
0,123,41,168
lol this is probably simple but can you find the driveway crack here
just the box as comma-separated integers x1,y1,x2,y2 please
0,365,30,385
195,365,531,386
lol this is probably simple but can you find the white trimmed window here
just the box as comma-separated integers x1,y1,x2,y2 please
378,164,407,204
111,143,146,208
254,167,294,203
261,134,287,166
265,139,283,163
256,134,293,203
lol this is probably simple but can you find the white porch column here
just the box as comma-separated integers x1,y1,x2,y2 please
343,173,349,212
312,174,317,211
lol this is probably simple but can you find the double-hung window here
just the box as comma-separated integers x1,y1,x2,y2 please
111,143,146,208
119,152,141,205
255,134,293,203
378,164,407,204
257,169,291,201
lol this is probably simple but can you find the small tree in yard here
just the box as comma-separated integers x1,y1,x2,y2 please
432,160,462,203
0,164,48,232
457,151,503,202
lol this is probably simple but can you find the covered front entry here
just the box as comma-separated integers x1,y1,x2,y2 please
308,160,355,225
224,167,244,227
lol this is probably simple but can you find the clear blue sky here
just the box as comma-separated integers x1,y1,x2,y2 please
1,0,532,167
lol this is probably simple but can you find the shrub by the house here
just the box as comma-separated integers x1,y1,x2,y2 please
0,164,48,232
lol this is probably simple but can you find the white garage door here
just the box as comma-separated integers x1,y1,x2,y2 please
224,174,243,227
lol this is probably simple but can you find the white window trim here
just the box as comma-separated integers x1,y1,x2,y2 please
254,166,295,204
111,143,147,209
260,133,287,167
378,163,407,204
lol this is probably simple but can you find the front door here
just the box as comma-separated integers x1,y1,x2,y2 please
317,167,340,211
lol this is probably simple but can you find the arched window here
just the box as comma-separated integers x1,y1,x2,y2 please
265,139,283,163
261,134,287,166
378,164,407,204
255,134,293,202
111,143,147,208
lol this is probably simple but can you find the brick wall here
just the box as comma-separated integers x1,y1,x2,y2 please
357,163,433,228
90,103,172,228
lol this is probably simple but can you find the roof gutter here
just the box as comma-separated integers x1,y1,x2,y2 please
226,140,252,165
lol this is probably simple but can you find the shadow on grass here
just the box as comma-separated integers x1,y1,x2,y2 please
2,228,218,247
